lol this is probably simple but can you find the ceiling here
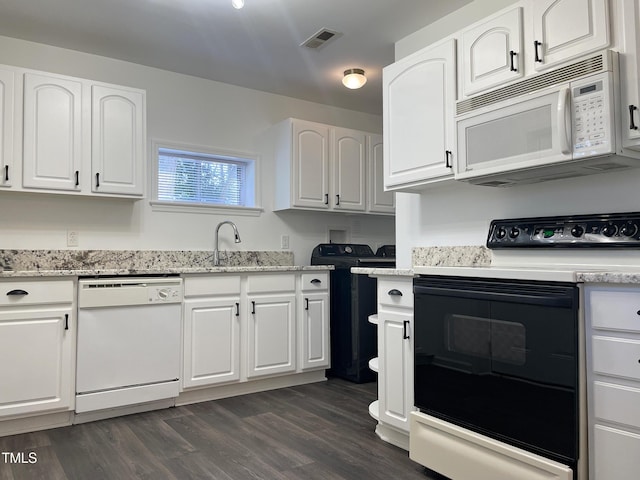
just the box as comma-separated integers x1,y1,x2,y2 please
0,0,472,115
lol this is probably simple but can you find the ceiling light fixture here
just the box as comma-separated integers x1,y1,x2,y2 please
342,68,367,89
232,0,244,9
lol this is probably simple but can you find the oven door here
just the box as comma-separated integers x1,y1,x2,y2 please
413,276,579,467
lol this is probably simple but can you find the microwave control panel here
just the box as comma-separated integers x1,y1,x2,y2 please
487,212,640,248
572,75,612,156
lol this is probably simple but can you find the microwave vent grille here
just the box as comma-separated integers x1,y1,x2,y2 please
457,52,607,115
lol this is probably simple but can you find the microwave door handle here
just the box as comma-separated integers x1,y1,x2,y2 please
558,87,571,155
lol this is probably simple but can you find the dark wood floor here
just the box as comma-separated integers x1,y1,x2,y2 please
0,378,440,480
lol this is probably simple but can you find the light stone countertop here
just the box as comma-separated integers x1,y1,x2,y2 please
0,249,332,278
0,265,334,278
351,267,415,277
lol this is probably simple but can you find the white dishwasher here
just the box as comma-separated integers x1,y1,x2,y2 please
76,276,183,414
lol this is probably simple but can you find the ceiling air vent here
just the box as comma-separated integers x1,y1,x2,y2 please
301,28,341,50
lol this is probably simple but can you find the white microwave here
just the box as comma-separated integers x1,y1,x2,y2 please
455,50,640,187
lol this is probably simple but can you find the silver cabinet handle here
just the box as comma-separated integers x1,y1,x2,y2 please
388,289,403,296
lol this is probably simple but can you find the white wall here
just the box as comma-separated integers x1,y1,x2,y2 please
393,0,640,268
0,35,395,264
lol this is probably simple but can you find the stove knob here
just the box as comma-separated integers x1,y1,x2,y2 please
495,227,507,239
601,224,617,237
570,225,584,238
620,223,638,237
509,227,520,239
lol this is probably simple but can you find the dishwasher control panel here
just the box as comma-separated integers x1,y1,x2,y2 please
79,277,183,308
149,285,183,303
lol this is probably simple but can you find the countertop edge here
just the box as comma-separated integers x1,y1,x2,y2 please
0,265,335,278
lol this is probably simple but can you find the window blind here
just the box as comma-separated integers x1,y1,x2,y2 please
157,151,246,206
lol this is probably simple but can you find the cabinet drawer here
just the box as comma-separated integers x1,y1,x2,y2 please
593,381,640,428
0,279,73,306
592,336,640,381
247,273,295,293
587,287,640,332
301,272,329,291
593,424,640,480
378,279,413,309
183,275,241,297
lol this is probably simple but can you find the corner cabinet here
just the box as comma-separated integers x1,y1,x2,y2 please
383,38,456,191
2,63,146,198
585,284,640,480
0,279,75,421
367,133,395,214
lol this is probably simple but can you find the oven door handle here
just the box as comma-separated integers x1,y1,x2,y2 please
414,285,575,308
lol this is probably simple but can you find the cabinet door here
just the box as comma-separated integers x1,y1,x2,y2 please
183,297,241,389
23,73,83,191
92,84,145,196
531,0,609,72
292,120,330,209
378,309,413,432
383,38,456,190
0,307,73,417
247,294,296,378
461,7,523,96
332,127,366,211
299,292,329,371
367,134,394,214
0,67,14,188
620,0,640,149
593,424,640,480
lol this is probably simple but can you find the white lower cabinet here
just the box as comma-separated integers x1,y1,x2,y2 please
182,271,328,392
0,279,74,419
299,272,330,371
585,284,640,480
183,297,241,388
247,293,296,378
369,275,414,450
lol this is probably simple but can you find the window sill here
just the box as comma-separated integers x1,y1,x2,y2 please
149,201,263,216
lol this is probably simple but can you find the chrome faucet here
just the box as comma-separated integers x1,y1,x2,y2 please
214,221,241,266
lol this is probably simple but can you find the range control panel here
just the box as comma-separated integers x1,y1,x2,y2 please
487,212,640,248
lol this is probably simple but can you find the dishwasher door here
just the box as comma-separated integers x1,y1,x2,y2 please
76,303,181,394
76,276,183,415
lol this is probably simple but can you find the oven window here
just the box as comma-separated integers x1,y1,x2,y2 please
414,278,579,467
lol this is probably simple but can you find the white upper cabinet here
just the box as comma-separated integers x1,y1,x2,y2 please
331,127,366,212
273,118,387,214
619,0,640,149
461,7,524,96
383,38,456,190
22,73,84,191
530,0,610,72
91,84,145,196
292,119,330,209
0,67,14,188
367,133,395,214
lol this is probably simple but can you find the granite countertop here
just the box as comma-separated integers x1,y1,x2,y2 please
352,246,640,284
0,250,333,278
351,267,415,277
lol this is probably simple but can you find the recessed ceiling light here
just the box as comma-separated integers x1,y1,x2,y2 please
232,0,244,9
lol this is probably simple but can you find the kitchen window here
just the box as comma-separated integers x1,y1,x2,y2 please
151,141,262,215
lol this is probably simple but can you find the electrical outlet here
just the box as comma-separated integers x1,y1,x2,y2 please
67,230,79,247
280,234,290,250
